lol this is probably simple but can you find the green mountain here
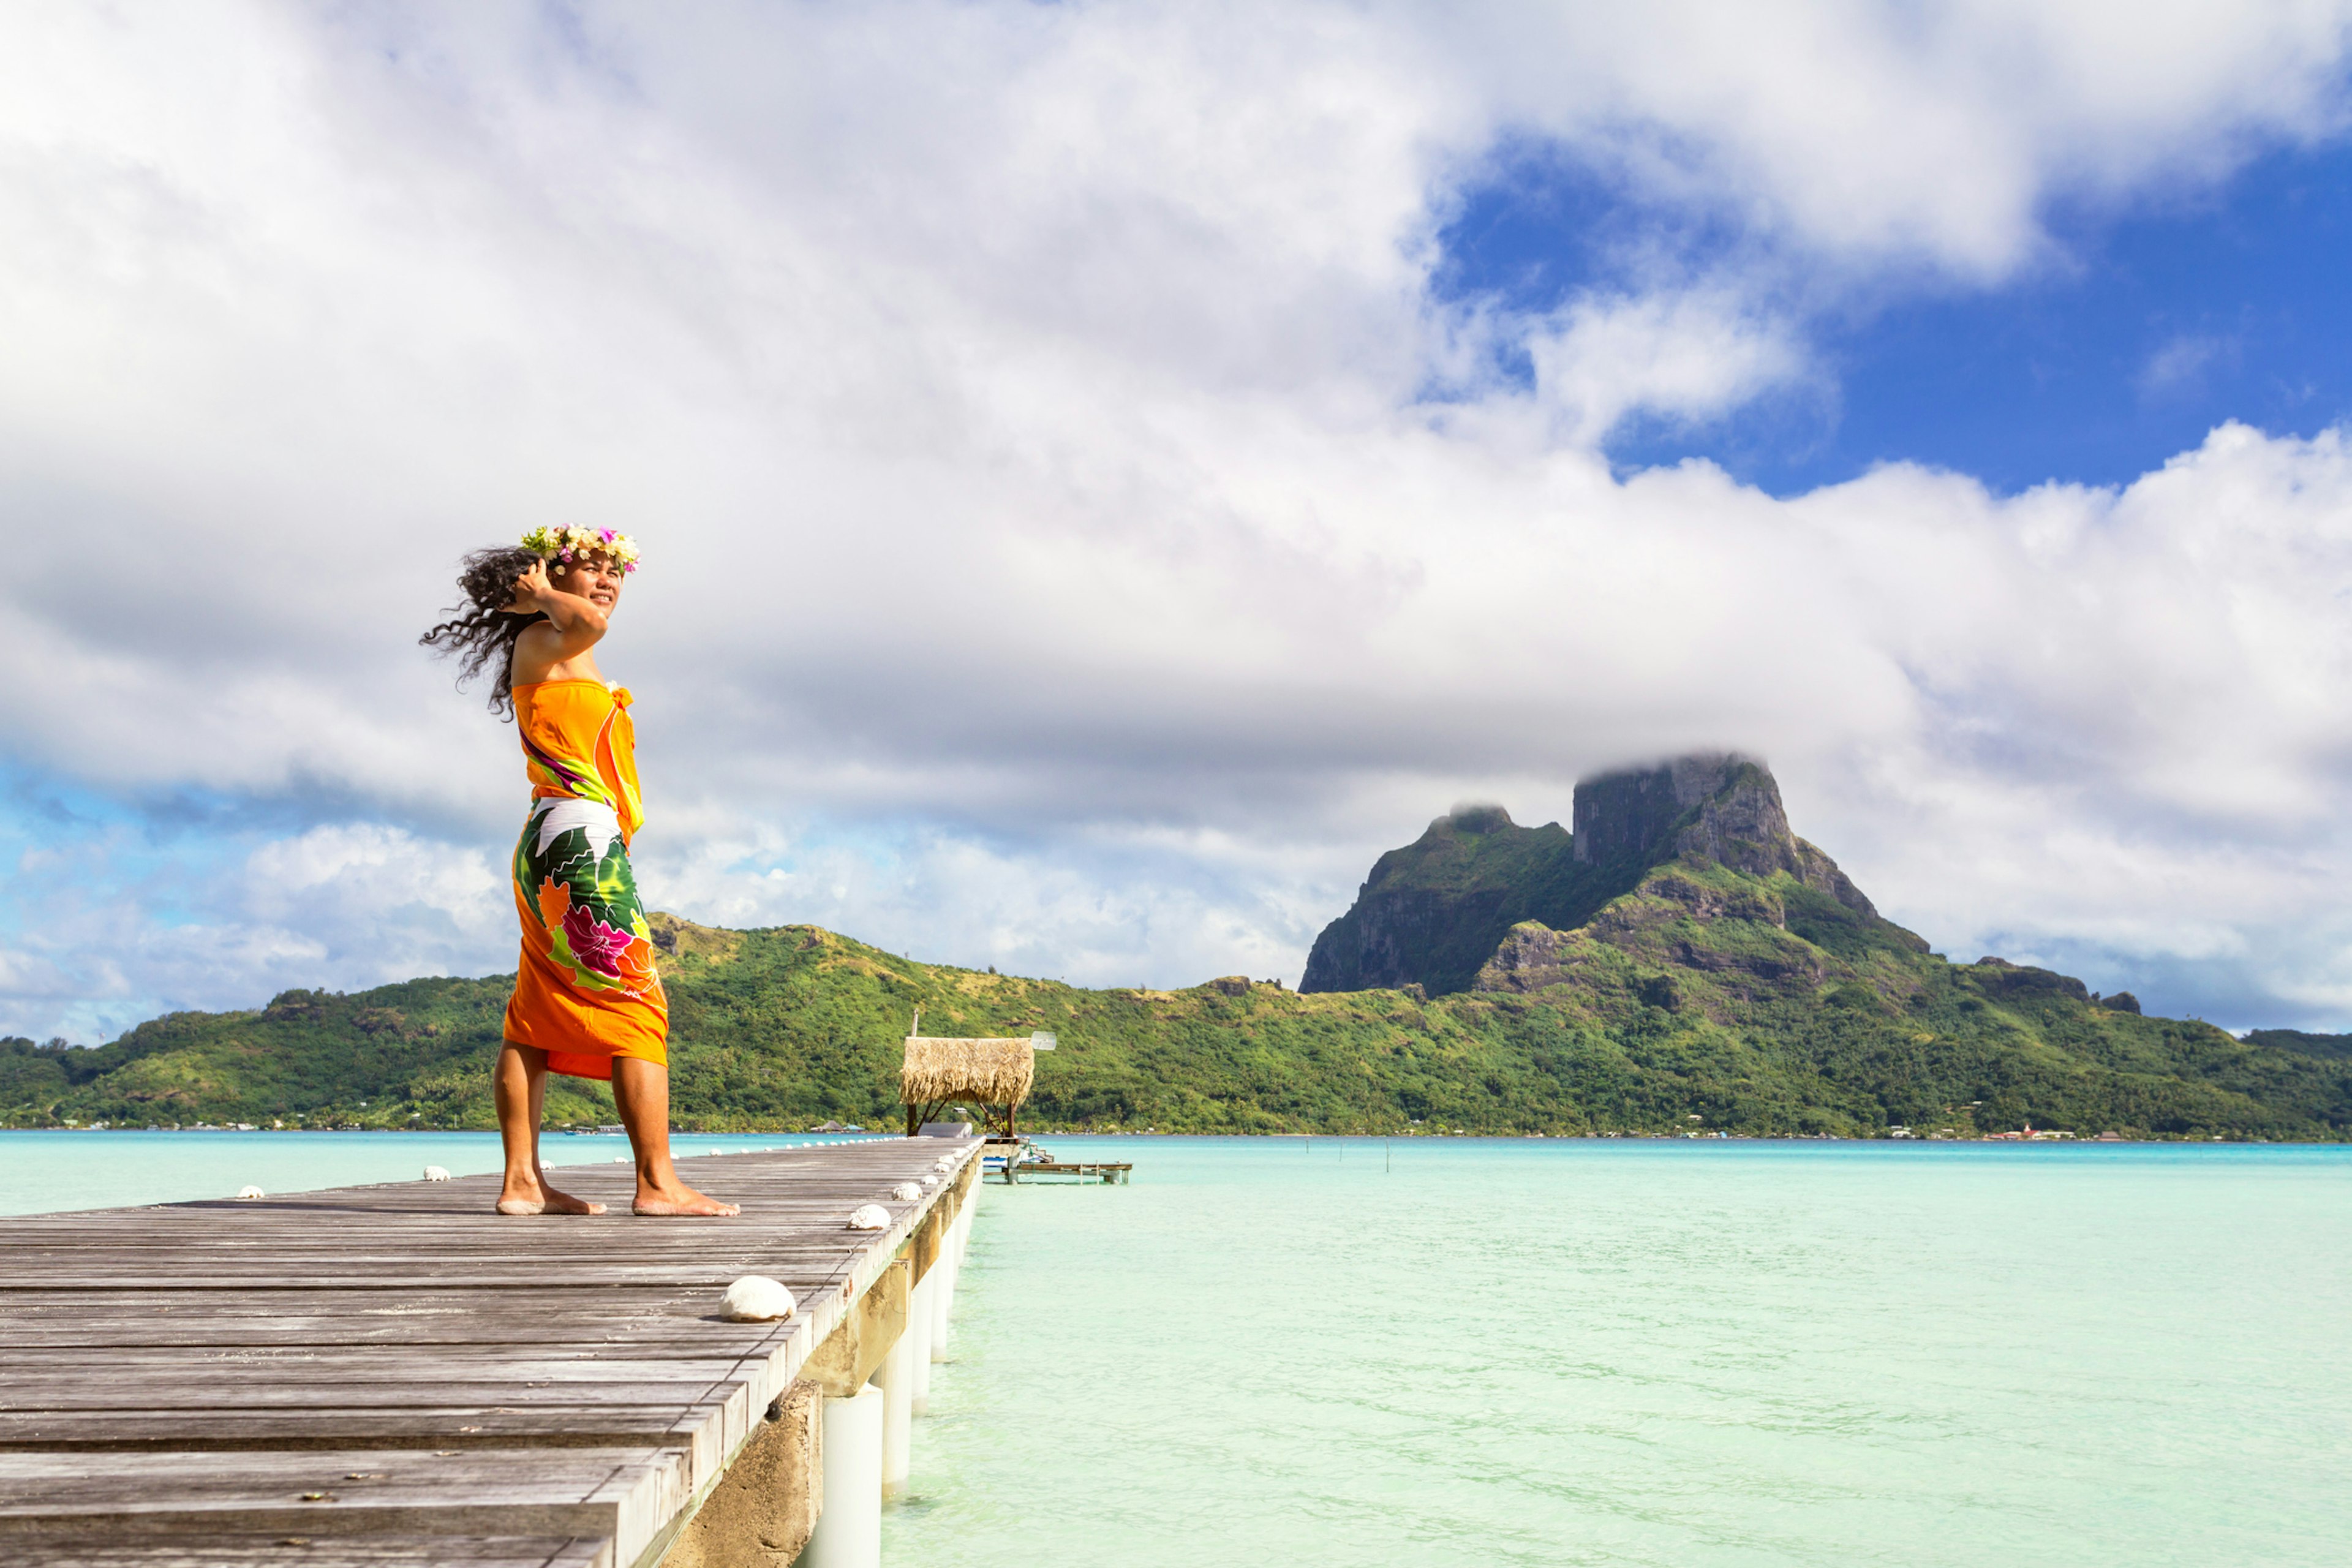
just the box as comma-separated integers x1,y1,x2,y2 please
6,755,2350,1140
1302,755,1879,997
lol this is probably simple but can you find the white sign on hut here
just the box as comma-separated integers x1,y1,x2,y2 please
900,1008,1057,1138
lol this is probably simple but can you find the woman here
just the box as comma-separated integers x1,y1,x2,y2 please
421,527,736,1217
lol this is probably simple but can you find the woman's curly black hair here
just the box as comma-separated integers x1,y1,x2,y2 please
419,546,549,718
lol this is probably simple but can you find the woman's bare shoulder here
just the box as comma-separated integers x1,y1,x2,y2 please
509,620,567,685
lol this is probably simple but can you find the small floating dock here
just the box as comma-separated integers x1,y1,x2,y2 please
0,1137,982,1568
1001,1160,1130,1185
982,1138,1132,1185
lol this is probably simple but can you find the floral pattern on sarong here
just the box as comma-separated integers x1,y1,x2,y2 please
513,812,660,998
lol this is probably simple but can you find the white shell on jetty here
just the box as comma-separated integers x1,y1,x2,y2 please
234,1185,265,1200
889,1182,921,1201
847,1203,892,1231
422,1166,451,1182
718,1275,796,1322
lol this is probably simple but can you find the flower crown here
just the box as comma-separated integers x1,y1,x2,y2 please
520,524,641,574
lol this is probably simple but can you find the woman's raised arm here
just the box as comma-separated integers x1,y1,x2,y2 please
506,559,609,679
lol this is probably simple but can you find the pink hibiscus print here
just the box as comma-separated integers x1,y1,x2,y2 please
562,907,635,978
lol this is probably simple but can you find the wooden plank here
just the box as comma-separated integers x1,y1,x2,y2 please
4,1537,609,1568
0,1266,866,1289
0,1351,776,1380
0,1401,733,1451
0,1447,688,1564
2,1375,760,1422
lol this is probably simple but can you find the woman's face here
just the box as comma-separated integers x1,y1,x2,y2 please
550,552,627,614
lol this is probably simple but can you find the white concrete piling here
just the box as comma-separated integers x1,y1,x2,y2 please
876,1319,912,1496
800,1385,883,1568
907,1266,935,1412
929,1231,956,1359
931,1185,974,1357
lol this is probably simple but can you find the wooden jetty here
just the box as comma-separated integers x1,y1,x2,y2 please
0,1137,983,1568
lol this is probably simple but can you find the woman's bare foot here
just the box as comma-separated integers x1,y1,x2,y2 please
633,1178,739,1217
496,1177,608,1216
540,1184,606,1215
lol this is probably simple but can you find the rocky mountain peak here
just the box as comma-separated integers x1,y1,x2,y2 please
1301,752,1880,997
1442,802,1515,835
1574,753,1875,916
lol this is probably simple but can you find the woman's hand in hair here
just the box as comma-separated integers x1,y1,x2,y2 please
507,560,609,636
503,560,555,615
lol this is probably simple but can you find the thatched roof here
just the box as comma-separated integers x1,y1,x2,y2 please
900,1035,1036,1107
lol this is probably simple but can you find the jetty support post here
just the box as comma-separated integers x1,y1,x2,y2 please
881,1154,974,1480
930,1200,965,1358
926,1205,953,1360
790,1251,911,1568
937,1150,980,1353
904,1164,967,1404
907,1261,935,1412
800,1385,884,1568
877,1313,913,1496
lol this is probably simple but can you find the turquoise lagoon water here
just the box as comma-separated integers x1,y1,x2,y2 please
902,1137,2351,1567
5,1133,2346,1565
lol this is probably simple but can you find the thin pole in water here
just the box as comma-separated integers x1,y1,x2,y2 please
1385,1138,1391,1173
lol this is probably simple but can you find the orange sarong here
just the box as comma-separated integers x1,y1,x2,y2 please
502,679,668,1080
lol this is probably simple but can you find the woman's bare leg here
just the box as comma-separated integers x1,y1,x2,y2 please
612,1055,738,1216
493,1042,605,1216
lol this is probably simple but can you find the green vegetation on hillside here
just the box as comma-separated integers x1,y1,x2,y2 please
10,753,2346,1141
6,903,2346,1140
2242,1029,2352,1061
1298,807,1634,995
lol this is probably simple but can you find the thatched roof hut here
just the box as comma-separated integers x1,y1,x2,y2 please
899,1011,1057,1136
900,1034,1036,1109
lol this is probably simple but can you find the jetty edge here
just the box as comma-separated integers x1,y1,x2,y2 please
0,1136,984,1568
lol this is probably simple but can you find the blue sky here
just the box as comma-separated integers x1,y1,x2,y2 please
1439,140,2352,496
8,2,2352,1043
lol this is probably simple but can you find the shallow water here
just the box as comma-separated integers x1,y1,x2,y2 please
900,1137,2351,1568
4,1132,2345,1565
